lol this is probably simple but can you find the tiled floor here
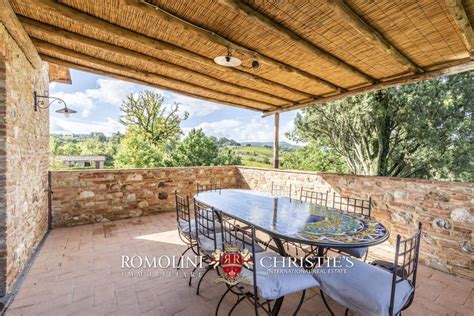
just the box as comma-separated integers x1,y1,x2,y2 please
6,213,473,315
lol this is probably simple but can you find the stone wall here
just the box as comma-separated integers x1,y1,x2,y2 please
238,167,473,279
50,167,243,228
50,166,472,278
0,24,49,295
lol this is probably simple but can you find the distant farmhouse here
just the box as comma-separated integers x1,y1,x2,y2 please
59,155,106,169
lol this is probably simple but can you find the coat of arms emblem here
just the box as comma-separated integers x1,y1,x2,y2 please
210,245,252,285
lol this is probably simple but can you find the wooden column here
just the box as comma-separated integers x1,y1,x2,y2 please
273,113,280,169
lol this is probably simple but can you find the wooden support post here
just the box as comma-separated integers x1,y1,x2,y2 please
273,113,280,169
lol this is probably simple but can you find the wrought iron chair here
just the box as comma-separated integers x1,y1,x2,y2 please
316,223,422,316
271,182,294,198
215,211,320,315
196,182,221,193
281,189,329,258
175,192,198,269
191,200,222,294
300,188,329,206
328,193,372,261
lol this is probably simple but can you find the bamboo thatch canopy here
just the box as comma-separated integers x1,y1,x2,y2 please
8,0,474,115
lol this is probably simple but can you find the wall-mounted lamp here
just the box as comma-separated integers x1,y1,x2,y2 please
34,91,77,117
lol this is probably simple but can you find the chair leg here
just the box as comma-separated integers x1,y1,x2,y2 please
363,249,369,262
197,266,212,295
215,287,231,316
189,265,198,286
177,245,192,270
229,295,246,315
345,308,349,316
293,290,306,315
320,289,335,316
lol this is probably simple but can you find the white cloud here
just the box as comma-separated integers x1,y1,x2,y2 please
187,118,294,143
161,92,225,118
50,78,225,119
51,116,125,136
50,78,138,118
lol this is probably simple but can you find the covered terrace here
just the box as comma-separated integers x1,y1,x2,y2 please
0,0,473,315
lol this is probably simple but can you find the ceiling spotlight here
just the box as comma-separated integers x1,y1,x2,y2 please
214,48,241,67
251,60,260,69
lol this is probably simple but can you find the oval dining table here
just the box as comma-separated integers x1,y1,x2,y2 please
194,189,390,314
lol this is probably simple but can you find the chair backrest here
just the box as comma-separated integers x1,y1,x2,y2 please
175,191,191,231
332,192,372,217
196,182,221,193
271,182,293,198
194,200,219,252
389,222,422,315
300,188,329,207
218,211,259,313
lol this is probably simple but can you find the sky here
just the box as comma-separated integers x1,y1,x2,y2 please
50,69,298,143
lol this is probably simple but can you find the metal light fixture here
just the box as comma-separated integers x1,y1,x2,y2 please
214,48,242,67
34,91,77,117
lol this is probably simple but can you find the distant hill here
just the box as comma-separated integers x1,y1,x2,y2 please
234,146,272,168
239,141,299,150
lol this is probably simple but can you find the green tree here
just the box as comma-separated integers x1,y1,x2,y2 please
57,142,81,156
290,71,473,180
114,130,164,168
120,91,188,143
166,129,240,166
281,143,349,173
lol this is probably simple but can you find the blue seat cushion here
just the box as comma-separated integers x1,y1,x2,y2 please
178,219,221,239
313,256,414,316
332,246,368,258
240,251,320,301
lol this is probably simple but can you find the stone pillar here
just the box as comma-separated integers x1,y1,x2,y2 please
0,23,49,297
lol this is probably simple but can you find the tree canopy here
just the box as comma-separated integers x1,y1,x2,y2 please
120,91,188,143
288,71,473,181
166,129,241,167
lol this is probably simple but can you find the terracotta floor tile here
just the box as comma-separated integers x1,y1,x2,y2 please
5,213,473,315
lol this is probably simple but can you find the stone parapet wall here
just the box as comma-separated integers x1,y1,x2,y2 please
50,166,473,278
238,167,473,279
50,167,243,228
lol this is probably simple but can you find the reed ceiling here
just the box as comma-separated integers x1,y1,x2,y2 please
9,0,474,115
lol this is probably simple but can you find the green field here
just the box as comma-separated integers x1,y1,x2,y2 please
234,146,272,168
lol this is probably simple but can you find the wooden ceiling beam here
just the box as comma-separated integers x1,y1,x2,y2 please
26,0,312,100
32,39,275,111
262,60,474,116
446,0,474,59
41,54,265,113
126,0,345,93
0,0,42,68
48,62,72,84
20,16,291,106
217,0,376,84
327,0,423,73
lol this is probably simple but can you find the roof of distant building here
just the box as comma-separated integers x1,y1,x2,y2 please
59,155,106,162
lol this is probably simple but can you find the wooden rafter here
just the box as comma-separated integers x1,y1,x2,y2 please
27,0,313,100
40,54,272,113
33,39,276,111
327,0,423,73
446,0,474,58
0,0,42,68
126,0,345,94
41,54,267,113
48,62,71,84
20,16,292,106
217,0,376,84
262,60,474,116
